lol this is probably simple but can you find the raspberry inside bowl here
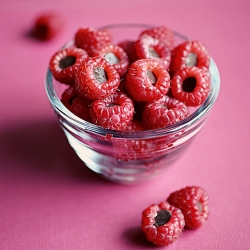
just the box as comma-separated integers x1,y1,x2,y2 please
45,23,220,184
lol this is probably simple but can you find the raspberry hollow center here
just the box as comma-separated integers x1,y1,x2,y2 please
197,201,203,214
149,47,159,58
104,52,119,65
59,56,76,69
182,76,196,92
154,210,171,227
147,70,157,84
93,67,107,83
185,52,197,67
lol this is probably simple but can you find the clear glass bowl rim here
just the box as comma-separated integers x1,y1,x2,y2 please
45,23,220,139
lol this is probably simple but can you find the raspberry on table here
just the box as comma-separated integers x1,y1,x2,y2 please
75,27,113,56
142,201,185,247
139,25,175,50
125,59,171,102
135,35,171,70
91,44,130,77
167,186,209,229
143,95,189,129
170,40,210,74
171,66,211,106
32,13,63,41
90,92,134,130
61,86,92,122
75,56,120,100
49,47,89,85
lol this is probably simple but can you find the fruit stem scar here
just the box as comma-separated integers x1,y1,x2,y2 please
93,67,107,83
59,56,76,69
185,52,197,67
104,52,119,65
154,210,171,227
147,70,157,84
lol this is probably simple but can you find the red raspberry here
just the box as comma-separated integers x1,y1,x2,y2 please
125,59,171,102
143,95,188,129
142,201,185,247
167,186,209,229
139,25,175,50
49,47,89,85
75,27,113,56
75,57,120,100
135,35,171,69
126,119,145,131
91,44,129,77
117,40,139,64
90,92,134,130
171,66,211,106
61,86,92,122
32,13,63,41
170,40,210,74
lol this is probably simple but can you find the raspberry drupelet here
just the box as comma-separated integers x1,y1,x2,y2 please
75,27,113,56
170,40,210,74
91,44,130,77
143,95,188,129
125,59,171,102
90,92,134,130
49,47,89,85
142,201,185,247
171,66,211,106
167,186,210,229
75,56,120,100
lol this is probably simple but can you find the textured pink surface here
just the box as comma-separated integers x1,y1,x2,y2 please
1,0,250,249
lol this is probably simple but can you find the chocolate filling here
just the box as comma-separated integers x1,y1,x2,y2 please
147,70,157,84
154,210,171,227
93,67,107,83
182,76,196,92
59,56,76,69
104,52,119,65
185,52,197,67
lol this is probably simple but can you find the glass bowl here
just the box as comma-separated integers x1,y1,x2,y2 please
45,23,220,184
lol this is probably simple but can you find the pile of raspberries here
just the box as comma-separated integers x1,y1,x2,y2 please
48,25,211,131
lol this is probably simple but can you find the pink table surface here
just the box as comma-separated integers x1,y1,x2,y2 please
1,0,250,249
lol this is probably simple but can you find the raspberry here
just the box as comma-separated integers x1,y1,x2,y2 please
117,40,139,64
142,201,185,247
90,92,134,130
75,56,120,100
135,35,171,69
75,27,113,56
92,44,129,77
125,59,171,102
167,186,209,229
49,47,89,85
126,119,145,131
32,13,63,41
171,66,211,106
140,26,175,50
61,86,92,122
143,95,188,129
170,40,210,74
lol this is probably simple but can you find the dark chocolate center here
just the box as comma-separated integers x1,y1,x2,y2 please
154,210,171,227
59,56,76,69
147,70,157,84
182,76,197,92
93,67,107,83
185,52,197,67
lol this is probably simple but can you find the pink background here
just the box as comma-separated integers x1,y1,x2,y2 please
1,0,250,249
